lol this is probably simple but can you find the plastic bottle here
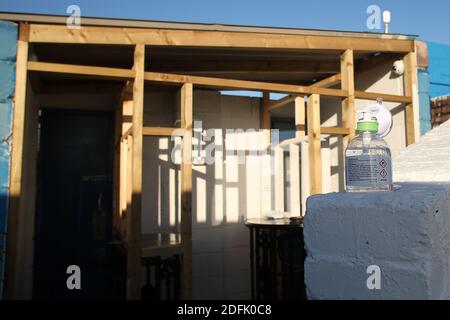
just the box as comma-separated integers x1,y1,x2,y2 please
345,112,392,192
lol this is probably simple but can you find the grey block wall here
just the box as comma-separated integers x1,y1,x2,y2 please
0,20,18,299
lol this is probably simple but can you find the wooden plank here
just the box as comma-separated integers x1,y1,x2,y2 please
113,101,122,238
262,91,271,145
28,61,134,79
180,83,193,299
142,126,185,136
28,23,415,52
403,51,418,145
310,73,341,88
265,74,340,112
5,23,30,299
320,127,350,135
295,96,305,138
266,95,297,111
354,90,412,104
341,50,356,141
118,100,133,238
126,44,145,300
307,94,322,195
144,71,347,98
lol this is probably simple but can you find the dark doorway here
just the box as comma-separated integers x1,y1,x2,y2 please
33,109,116,299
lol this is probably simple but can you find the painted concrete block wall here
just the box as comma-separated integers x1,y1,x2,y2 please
304,183,450,299
418,69,432,135
0,20,17,299
428,42,450,98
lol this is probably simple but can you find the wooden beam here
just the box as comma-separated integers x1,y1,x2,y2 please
341,49,356,141
266,95,297,111
180,83,193,299
126,44,145,300
403,51,418,145
320,127,351,135
262,91,271,145
28,23,415,52
28,61,134,79
151,60,340,74
295,96,306,138
5,23,30,299
307,94,322,195
354,90,412,104
310,73,341,88
142,126,185,136
144,71,347,98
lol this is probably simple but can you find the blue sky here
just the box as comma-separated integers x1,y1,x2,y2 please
0,0,449,44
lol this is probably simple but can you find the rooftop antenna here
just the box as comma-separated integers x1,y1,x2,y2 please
383,10,391,33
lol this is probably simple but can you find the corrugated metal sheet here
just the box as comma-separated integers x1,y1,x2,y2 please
0,20,17,300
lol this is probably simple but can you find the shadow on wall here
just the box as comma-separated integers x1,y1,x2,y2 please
142,130,267,299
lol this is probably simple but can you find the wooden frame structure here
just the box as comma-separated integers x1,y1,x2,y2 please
5,20,419,299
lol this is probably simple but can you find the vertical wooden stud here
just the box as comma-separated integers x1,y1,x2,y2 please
295,96,305,138
307,94,322,195
403,50,418,145
180,83,193,299
126,44,145,299
341,49,355,142
5,23,30,299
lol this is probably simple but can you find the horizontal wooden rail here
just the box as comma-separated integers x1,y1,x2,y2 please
27,61,412,103
143,127,185,136
27,61,347,98
28,61,134,79
354,90,412,104
144,72,347,98
310,73,341,88
320,126,350,135
296,125,350,135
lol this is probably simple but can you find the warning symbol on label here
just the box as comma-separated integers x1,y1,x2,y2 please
379,159,387,168
380,169,387,178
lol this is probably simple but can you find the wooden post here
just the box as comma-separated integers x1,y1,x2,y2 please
180,82,193,299
341,49,355,142
5,23,29,299
262,91,271,145
295,96,305,138
116,100,133,238
126,44,145,299
403,51,418,145
307,94,322,195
